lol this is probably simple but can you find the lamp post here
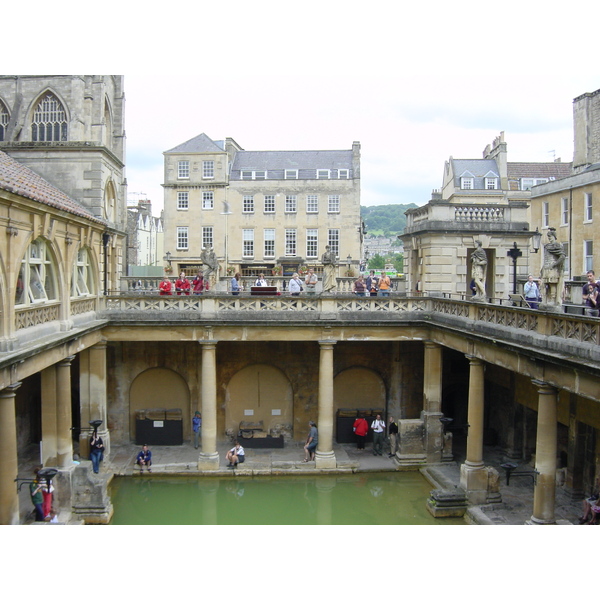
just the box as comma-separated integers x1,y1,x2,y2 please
507,242,522,295
531,228,542,253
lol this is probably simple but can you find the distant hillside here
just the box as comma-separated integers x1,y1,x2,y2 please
361,204,418,236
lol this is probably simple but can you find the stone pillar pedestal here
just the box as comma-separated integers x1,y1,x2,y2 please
460,356,489,504
423,341,444,463
71,463,113,524
56,356,75,468
530,381,558,525
0,383,22,525
41,366,58,466
198,342,219,471
315,341,336,470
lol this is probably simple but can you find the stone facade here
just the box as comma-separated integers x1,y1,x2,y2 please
162,134,362,284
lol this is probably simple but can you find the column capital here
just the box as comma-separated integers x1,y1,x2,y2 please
423,340,440,349
58,355,76,367
465,354,483,366
0,382,22,397
198,340,218,348
532,379,558,395
318,340,337,348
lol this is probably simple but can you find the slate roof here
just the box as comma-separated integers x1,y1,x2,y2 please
452,159,500,179
231,149,353,172
165,133,225,154
0,150,103,223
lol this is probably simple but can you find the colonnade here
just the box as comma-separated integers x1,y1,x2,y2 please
0,345,107,525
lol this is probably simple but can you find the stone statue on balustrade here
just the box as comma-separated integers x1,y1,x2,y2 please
321,245,337,293
201,246,219,288
470,240,488,302
539,228,565,311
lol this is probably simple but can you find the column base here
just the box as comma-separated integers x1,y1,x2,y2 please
315,450,336,469
460,463,489,505
198,452,220,471
526,516,557,525
71,463,114,525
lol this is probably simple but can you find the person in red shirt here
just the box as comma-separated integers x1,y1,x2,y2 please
192,272,209,294
353,413,369,450
175,273,191,295
159,277,172,295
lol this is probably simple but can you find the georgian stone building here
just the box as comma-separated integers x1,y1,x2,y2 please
162,133,362,283
401,133,571,297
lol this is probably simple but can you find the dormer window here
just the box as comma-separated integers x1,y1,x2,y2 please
485,177,498,190
285,169,298,179
241,170,267,180
317,169,330,179
461,177,474,190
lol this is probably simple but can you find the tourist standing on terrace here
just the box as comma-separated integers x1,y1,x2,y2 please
583,270,599,317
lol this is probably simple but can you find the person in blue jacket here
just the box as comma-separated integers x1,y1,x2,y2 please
136,444,152,473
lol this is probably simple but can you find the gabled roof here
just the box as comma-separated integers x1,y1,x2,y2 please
165,133,225,154
452,159,499,178
507,162,573,179
0,150,103,223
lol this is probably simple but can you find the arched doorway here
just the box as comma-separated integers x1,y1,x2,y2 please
225,365,293,439
129,368,190,442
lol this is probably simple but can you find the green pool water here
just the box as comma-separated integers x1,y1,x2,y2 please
109,472,465,525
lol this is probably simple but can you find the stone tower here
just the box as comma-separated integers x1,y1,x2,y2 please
0,75,126,228
573,88,600,173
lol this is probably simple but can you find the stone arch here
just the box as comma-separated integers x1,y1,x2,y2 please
225,364,293,439
0,97,9,141
103,95,113,149
103,178,117,222
334,367,386,413
129,367,191,441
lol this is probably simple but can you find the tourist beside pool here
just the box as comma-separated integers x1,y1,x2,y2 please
192,411,202,449
89,430,104,474
371,413,386,455
136,444,152,473
226,441,245,468
303,421,318,462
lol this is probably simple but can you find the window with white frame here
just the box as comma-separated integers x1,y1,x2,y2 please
521,178,549,191
285,229,297,256
31,92,67,142
585,192,593,222
202,191,214,210
306,229,318,258
328,229,340,258
264,195,275,213
264,229,275,257
561,197,569,225
72,247,93,297
241,170,266,180
203,160,214,179
15,238,58,305
285,169,298,179
243,195,255,213
178,161,190,179
285,195,297,213
585,240,594,272
306,195,318,213
542,202,549,228
485,177,498,190
202,226,213,249
328,195,340,213
177,192,189,210
317,169,330,180
338,169,349,179
177,226,189,250
461,177,474,190
243,229,254,257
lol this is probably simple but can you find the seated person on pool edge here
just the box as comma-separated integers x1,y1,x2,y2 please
226,441,245,468
136,444,152,473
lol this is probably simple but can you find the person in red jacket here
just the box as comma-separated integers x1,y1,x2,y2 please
192,272,209,295
159,277,172,295
175,273,191,295
353,413,369,450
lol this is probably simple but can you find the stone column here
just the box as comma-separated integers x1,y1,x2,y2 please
41,366,58,466
315,341,337,469
0,383,22,525
460,355,488,503
530,381,558,524
422,341,443,462
79,342,109,458
56,356,75,468
198,341,219,470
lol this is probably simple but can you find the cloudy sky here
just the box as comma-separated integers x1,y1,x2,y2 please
9,1,599,220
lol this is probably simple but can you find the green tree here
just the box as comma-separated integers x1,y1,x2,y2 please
368,254,385,269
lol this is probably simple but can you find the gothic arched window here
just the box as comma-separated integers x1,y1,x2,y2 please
15,238,58,305
0,99,9,141
31,92,67,142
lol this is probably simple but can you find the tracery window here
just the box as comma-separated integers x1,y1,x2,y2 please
15,239,58,305
31,92,68,141
72,247,94,297
0,99,9,141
